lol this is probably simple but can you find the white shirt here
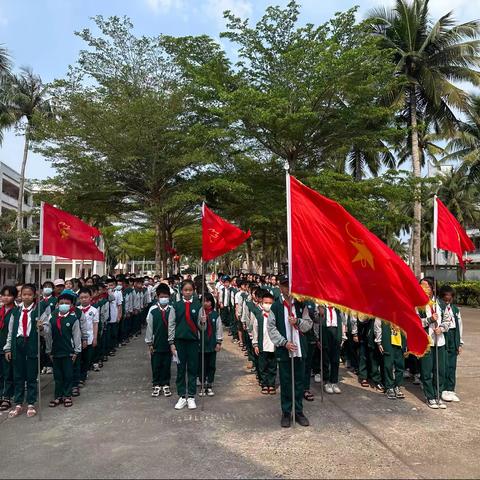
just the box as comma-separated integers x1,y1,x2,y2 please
283,299,302,358
81,305,99,345
109,290,123,323
326,306,338,327
262,312,275,352
444,305,456,329
16,303,36,337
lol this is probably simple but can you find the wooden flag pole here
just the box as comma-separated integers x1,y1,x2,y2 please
201,260,206,411
36,202,45,421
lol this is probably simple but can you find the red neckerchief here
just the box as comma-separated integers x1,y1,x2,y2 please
0,305,12,330
184,299,197,334
21,303,35,340
81,305,91,314
282,298,302,335
159,306,169,329
204,307,213,338
57,306,76,335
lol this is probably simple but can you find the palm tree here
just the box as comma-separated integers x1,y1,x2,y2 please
367,0,480,277
444,95,480,182
0,45,12,144
4,67,52,279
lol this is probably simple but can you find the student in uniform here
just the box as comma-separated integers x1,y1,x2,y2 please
438,285,463,403
0,286,17,412
246,286,264,376
418,277,449,409
4,284,43,418
107,278,123,356
198,292,223,397
269,275,312,428
78,288,99,385
218,276,235,340
321,305,345,394
145,283,174,398
374,318,406,399
302,301,318,402
91,284,109,371
169,280,202,410
53,278,65,298
252,291,277,395
43,292,82,408
234,280,249,356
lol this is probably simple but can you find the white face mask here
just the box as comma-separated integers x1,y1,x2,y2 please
158,298,169,306
263,303,272,312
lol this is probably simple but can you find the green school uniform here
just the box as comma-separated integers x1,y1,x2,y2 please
377,321,405,390
322,307,344,385
0,306,15,400
357,318,382,384
439,300,462,392
148,305,173,387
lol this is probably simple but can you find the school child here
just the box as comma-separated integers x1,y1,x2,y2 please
343,314,359,372
91,284,108,370
246,287,264,376
0,286,17,411
145,283,174,397
107,278,123,356
321,306,345,394
269,275,281,301
374,318,406,399
269,275,313,428
418,277,450,409
4,284,44,418
235,280,250,355
133,278,145,337
169,280,202,410
116,277,131,346
303,301,318,401
43,292,82,408
78,288,99,385
218,276,235,339
354,317,384,391
252,291,277,395
39,281,57,375
438,285,463,403
53,278,65,298
198,292,223,397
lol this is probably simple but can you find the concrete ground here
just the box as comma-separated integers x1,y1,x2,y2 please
1,308,479,479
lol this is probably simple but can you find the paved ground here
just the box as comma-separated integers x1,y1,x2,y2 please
1,308,479,479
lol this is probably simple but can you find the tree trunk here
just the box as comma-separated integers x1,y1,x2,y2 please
246,237,253,272
160,227,167,278
261,229,267,274
410,88,422,279
155,220,162,275
16,128,30,282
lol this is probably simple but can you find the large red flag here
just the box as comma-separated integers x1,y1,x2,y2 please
434,196,475,269
41,202,105,261
287,175,429,356
202,203,251,261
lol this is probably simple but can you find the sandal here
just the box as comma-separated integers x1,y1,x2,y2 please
0,399,11,411
64,397,73,408
8,405,22,418
49,398,63,408
304,391,315,401
360,379,370,387
26,405,37,417
261,387,269,395
72,387,80,397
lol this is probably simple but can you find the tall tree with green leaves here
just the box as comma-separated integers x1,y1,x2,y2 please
0,44,12,144
367,0,480,277
4,68,52,279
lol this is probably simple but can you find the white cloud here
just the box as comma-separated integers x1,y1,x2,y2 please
145,0,185,14
203,0,253,27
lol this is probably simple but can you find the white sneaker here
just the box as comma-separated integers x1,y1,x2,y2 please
187,397,197,409
174,397,187,410
41,367,47,375
437,399,447,409
314,374,321,383
93,363,100,372
403,370,412,379
163,386,172,397
441,391,453,402
198,388,206,397
450,392,460,402
151,386,161,397
46,367,53,375
206,387,215,396
413,374,421,385
332,383,341,394
324,383,334,394
427,399,439,409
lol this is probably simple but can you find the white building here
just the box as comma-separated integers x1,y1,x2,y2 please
0,162,105,285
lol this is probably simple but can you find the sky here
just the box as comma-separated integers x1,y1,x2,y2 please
0,0,477,181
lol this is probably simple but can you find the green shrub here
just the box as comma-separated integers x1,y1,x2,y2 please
439,281,480,307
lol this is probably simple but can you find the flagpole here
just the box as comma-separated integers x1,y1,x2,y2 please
201,259,206,411
319,308,324,403
433,195,440,405
37,202,45,421
285,164,296,428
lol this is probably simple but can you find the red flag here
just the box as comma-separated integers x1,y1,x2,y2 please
202,203,251,261
434,197,475,269
287,175,429,356
41,202,104,261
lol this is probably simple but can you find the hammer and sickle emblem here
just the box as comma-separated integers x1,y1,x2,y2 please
58,222,71,240
208,228,220,244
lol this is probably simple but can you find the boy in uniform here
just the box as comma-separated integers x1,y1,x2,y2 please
268,275,312,428
78,288,99,385
145,283,174,397
0,285,16,411
374,318,406,399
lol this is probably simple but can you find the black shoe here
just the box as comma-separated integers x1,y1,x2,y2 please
281,412,291,428
295,412,310,427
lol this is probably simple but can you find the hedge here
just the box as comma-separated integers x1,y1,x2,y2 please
439,281,480,307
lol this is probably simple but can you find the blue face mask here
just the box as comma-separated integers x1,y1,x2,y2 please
43,287,53,296
59,304,70,314
115,285,123,291
158,298,169,306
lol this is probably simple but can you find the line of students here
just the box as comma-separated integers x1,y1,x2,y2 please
0,274,155,418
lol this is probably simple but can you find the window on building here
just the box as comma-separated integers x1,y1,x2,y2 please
23,216,28,229
24,193,30,206
45,268,51,279
2,179,19,200
59,268,66,280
